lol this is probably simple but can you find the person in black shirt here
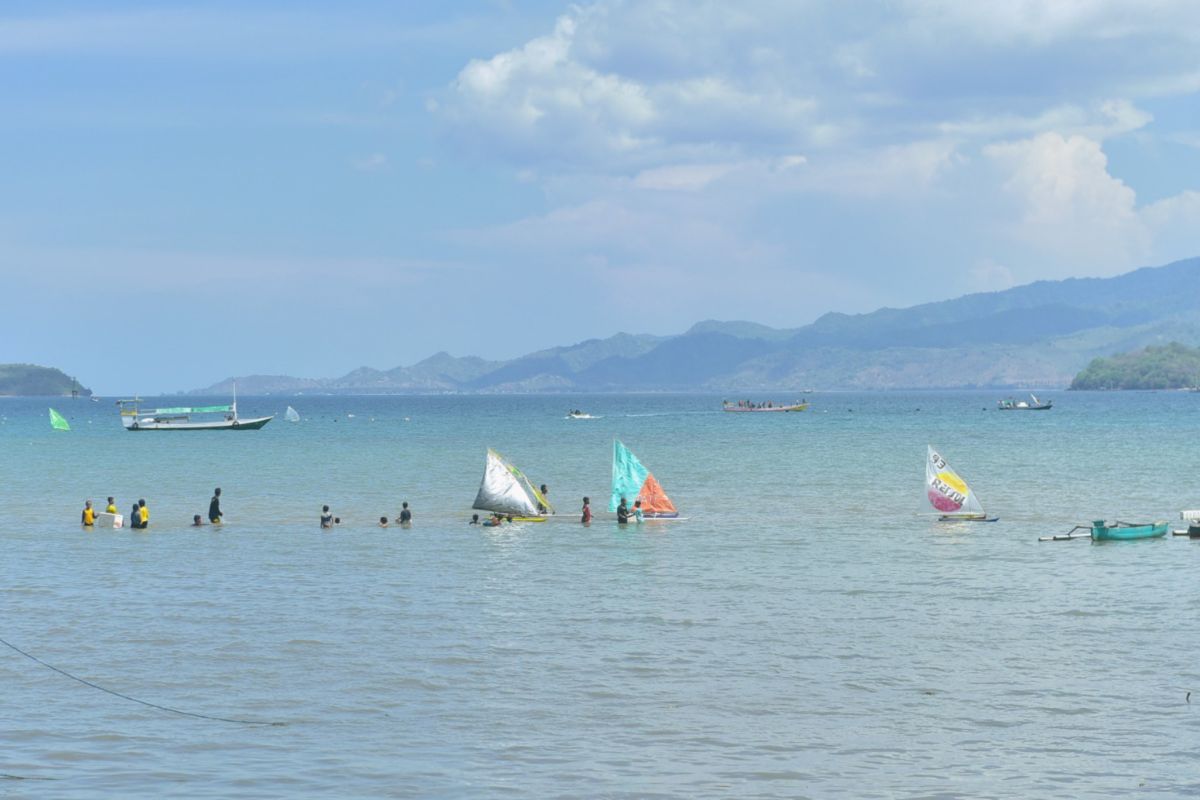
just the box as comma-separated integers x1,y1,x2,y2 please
209,487,222,524
616,497,630,524
397,501,412,526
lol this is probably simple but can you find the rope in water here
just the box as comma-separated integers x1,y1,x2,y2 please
1,636,282,726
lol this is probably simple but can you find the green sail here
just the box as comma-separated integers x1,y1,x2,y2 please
49,408,70,431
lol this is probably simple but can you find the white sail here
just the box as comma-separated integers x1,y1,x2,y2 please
926,445,987,518
472,449,543,517
285,406,300,423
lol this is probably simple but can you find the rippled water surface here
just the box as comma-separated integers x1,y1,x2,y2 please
3,392,1200,798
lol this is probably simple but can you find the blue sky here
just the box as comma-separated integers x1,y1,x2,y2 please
3,1,1199,394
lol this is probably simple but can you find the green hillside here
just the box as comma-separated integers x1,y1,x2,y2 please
1070,342,1200,390
0,364,91,396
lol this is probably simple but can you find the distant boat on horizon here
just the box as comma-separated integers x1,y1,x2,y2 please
997,393,1052,410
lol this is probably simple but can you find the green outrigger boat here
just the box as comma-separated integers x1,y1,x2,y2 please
1041,519,1169,542
1089,519,1168,541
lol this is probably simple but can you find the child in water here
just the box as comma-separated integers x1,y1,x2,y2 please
581,497,592,524
379,516,389,528
192,515,205,527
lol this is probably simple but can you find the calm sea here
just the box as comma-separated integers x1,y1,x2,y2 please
3,391,1200,798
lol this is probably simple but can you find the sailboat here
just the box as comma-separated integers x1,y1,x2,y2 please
611,440,679,518
926,445,997,522
49,408,70,431
285,406,301,423
472,449,553,521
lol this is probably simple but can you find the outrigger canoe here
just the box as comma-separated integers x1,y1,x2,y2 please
1041,519,1169,542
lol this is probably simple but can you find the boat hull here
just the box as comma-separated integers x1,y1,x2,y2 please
938,514,999,522
1090,521,1168,541
123,415,273,431
723,404,808,413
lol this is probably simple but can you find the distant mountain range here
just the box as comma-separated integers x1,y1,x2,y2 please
194,257,1200,394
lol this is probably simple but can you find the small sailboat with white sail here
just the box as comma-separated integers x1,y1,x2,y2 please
285,405,301,423
472,449,553,522
611,440,680,519
926,445,997,522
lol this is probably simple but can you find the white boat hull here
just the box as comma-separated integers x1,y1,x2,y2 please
122,415,273,431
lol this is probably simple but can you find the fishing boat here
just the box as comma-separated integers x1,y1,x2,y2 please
1089,519,1168,541
285,405,301,423
925,445,998,522
611,440,679,518
472,449,553,522
997,393,1052,410
722,400,808,412
118,389,272,431
567,410,598,419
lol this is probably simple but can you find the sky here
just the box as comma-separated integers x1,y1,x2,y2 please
2,0,1199,394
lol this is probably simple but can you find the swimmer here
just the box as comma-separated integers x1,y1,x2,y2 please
379,516,389,528
192,515,205,527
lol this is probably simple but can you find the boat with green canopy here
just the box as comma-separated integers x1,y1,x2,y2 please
118,387,272,431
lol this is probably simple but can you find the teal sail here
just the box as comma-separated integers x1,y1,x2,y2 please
49,407,70,431
610,439,649,512
150,405,232,415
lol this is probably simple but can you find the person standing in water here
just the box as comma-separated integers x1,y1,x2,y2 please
397,501,412,526
130,502,144,529
138,499,149,529
581,497,592,524
81,500,95,527
208,487,222,524
538,484,552,514
632,500,644,523
105,497,117,514
320,505,334,529
616,497,630,524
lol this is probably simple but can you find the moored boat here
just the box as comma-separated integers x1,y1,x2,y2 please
1172,510,1200,537
1089,519,1168,541
118,391,272,431
997,393,1052,410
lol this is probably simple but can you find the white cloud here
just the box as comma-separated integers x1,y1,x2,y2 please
984,132,1149,270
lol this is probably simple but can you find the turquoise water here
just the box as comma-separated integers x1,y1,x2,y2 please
3,392,1200,797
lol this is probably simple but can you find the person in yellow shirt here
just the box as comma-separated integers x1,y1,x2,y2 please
81,500,95,526
105,496,117,514
138,499,149,528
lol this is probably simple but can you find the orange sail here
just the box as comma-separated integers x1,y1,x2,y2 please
637,473,677,516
